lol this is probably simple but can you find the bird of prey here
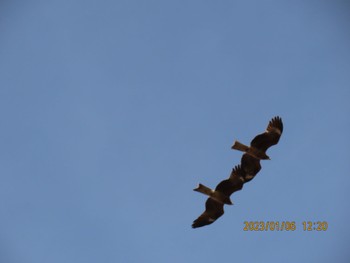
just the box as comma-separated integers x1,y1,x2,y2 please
192,116,283,228
192,165,246,228
231,116,283,160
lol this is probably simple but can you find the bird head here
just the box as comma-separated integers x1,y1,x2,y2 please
262,153,271,160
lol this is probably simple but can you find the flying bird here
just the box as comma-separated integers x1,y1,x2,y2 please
192,165,246,228
192,116,283,228
231,116,283,160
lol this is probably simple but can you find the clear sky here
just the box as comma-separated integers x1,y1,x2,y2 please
1,1,350,262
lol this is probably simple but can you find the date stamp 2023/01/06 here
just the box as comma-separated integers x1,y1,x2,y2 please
243,221,328,231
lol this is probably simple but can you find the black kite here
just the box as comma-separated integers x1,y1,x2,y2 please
231,116,283,160
192,165,245,228
192,116,283,228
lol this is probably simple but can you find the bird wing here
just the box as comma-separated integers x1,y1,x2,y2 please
215,165,245,197
241,153,261,182
192,198,224,228
250,116,283,152
266,116,283,134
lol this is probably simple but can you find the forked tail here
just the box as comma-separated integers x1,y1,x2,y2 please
231,140,249,152
193,183,213,197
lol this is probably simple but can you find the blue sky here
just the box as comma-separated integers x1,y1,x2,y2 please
1,1,349,262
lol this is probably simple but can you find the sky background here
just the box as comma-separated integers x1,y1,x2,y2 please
1,1,350,262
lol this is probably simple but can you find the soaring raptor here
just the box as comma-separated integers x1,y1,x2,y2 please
192,116,283,228
192,165,246,228
231,116,283,160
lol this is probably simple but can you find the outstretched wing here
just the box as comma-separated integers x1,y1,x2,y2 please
215,165,245,197
192,198,224,228
241,153,261,182
250,116,283,152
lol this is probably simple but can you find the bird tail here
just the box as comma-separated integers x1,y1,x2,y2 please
231,140,249,152
193,183,213,197
194,183,232,205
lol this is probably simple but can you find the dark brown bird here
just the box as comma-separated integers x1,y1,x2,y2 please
231,116,283,160
192,165,246,228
